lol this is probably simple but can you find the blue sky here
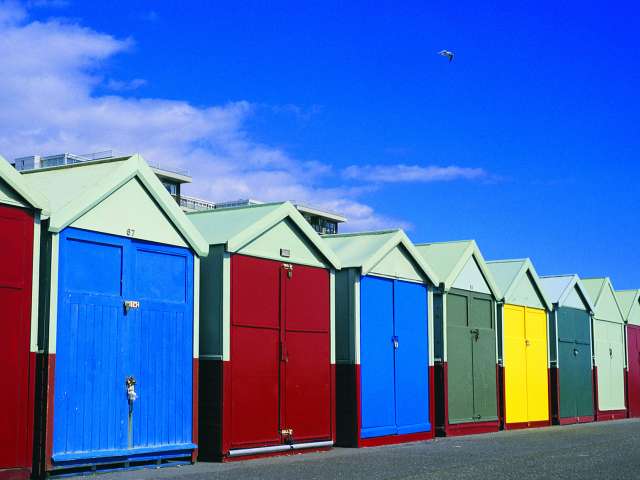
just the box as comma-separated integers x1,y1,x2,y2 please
1,1,639,288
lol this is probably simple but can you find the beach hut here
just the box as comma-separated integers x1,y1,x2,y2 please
616,290,640,417
415,240,502,437
324,230,439,447
582,278,627,421
188,202,340,461
539,274,595,424
487,259,552,430
20,155,208,474
0,157,47,480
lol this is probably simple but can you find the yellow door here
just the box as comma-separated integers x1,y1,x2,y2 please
524,307,550,422
504,305,528,424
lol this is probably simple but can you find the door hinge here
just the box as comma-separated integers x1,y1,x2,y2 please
282,263,294,279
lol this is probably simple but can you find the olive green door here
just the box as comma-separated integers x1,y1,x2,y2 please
470,297,497,420
447,293,474,422
446,291,497,424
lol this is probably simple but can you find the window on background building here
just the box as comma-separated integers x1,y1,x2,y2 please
162,181,178,196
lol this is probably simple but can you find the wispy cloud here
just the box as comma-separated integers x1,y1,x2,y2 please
105,78,147,91
342,164,489,183
139,10,159,23
0,1,410,231
27,0,69,8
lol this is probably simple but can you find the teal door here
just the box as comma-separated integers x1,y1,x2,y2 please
557,307,593,419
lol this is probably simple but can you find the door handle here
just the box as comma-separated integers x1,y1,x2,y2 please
573,348,579,356
392,336,399,349
525,339,531,347
609,347,613,358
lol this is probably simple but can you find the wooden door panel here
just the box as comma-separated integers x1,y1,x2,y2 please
504,305,527,424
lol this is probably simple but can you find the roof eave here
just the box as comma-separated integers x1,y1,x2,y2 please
226,202,341,270
360,230,440,286
0,154,50,214
445,241,503,299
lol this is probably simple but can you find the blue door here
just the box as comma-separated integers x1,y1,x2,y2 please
394,281,430,434
359,275,431,439
53,228,194,464
360,276,396,438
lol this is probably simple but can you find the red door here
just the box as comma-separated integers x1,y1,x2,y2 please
0,204,34,473
281,263,332,443
628,326,640,417
230,255,281,449
229,255,331,450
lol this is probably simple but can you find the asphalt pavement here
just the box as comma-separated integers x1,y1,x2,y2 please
75,419,640,480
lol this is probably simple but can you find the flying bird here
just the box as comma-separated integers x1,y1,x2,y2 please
438,50,454,62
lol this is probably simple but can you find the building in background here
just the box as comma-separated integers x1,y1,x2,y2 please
13,151,347,234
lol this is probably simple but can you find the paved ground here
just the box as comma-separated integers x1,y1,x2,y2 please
81,419,640,480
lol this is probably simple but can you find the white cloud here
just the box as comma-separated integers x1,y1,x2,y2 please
0,2,479,232
342,164,488,183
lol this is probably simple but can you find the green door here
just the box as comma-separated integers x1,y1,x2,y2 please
446,293,474,423
446,291,497,423
574,309,594,418
558,341,578,417
605,321,626,411
470,296,497,421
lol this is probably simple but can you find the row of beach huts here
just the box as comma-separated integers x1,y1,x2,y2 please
0,154,638,478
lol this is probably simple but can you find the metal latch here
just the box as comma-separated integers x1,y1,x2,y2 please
525,339,531,347
609,347,613,358
573,348,579,356
125,376,137,403
392,336,399,349
282,263,293,279
124,300,140,312
281,428,293,436
470,328,480,341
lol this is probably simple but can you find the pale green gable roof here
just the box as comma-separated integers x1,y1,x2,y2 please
20,154,208,256
0,155,48,212
323,229,438,285
188,201,340,269
486,258,552,310
582,277,625,324
616,290,640,326
414,240,502,298
539,274,595,312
